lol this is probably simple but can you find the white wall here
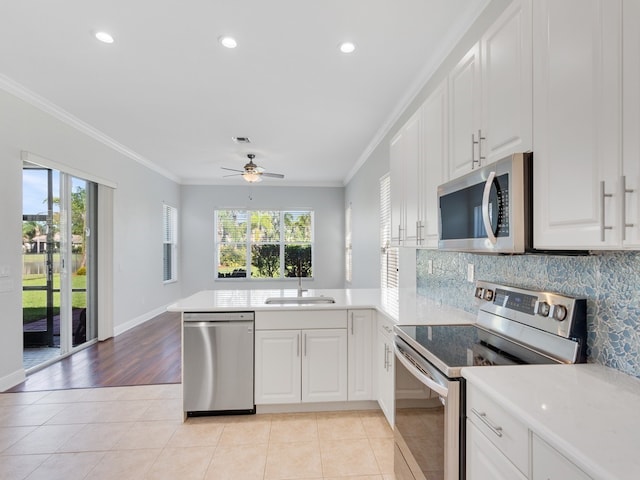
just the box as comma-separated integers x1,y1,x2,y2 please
344,0,511,288
180,184,345,295
0,89,181,389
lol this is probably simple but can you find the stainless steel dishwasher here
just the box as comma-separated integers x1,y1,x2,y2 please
182,311,255,416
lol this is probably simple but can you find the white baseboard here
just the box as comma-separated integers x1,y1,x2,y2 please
113,304,173,337
0,368,26,392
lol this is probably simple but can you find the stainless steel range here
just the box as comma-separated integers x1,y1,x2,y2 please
393,280,587,480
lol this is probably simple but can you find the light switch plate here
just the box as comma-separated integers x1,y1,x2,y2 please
467,263,474,282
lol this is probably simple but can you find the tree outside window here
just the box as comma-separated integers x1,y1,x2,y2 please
215,210,313,279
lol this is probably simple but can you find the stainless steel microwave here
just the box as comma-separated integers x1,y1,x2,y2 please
437,152,533,253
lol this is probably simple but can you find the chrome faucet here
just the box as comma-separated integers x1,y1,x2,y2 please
297,259,307,297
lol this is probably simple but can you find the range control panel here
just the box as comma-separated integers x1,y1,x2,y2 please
474,280,586,339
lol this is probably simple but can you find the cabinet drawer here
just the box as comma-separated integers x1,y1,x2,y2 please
466,384,529,475
532,434,592,480
256,310,346,330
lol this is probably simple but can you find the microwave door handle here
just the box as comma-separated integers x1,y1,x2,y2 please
482,171,498,245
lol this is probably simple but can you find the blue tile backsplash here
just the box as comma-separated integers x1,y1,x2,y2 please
416,250,640,378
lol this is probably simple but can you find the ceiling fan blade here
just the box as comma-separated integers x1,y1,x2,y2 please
223,173,243,178
262,172,285,179
221,167,244,173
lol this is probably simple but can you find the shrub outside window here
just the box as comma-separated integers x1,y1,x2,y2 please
216,209,313,279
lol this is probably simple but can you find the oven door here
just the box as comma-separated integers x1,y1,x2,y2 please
394,337,461,480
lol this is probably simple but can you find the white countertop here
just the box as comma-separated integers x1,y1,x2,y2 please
167,288,476,326
462,363,640,480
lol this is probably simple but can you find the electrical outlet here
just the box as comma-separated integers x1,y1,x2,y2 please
467,263,474,283
428,260,433,275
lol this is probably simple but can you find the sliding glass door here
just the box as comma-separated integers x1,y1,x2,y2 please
22,163,98,369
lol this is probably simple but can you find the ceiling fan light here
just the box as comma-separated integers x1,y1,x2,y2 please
243,172,262,183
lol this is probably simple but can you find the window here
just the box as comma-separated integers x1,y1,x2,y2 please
215,209,313,279
163,204,178,282
380,175,398,289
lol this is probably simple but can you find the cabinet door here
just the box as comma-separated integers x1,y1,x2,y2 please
376,326,394,427
390,131,405,245
302,329,347,402
533,0,622,249
255,330,301,404
481,0,532,164
403,111,422,246
466,420,528,480
532,434,592,480
347,310,374,401
622,0,640,247
421,80,448,248
449,42,481,179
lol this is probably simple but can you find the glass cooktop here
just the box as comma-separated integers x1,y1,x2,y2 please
395,324,556,378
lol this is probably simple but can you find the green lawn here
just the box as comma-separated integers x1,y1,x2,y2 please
23,274,87,324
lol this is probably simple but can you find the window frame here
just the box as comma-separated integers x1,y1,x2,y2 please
215,209,314,280
163,203,178,284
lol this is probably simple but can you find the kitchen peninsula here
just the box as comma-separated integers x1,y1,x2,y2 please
168,288,474,422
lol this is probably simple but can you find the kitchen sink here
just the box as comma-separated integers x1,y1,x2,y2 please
264,296,336,305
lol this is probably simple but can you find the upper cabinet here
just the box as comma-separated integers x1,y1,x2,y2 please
449,0,532,179
533,0,627,249
390,109,422,246
622,0,640,247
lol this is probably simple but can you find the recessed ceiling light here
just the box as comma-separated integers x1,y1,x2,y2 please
219,36,238,49
339,41,356,54
94,31,114,44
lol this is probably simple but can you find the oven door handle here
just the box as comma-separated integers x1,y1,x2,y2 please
482,170,498,245
394,343,449,398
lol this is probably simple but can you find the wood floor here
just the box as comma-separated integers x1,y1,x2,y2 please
7,311,181,392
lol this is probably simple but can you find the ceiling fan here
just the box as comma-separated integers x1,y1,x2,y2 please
221,154,285,183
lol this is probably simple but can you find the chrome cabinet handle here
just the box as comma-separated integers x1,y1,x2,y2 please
416,220,424,244
350,313,354,335
600,181,613,241
622,175,635,241
471,130,486,169
471,408,503,438
383,344,389,370
482,171,498,245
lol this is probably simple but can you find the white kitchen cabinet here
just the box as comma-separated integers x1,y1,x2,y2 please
449,0,532,179
256,328,347,404
255,329,302,404
390,109,422,246
531,434,592,480
255,310,347,405
347,309,374,401
533,0,623,249
376,313,395,426
466,420,528,480
622,0,640,247
449,42,482,179
420,79,448,248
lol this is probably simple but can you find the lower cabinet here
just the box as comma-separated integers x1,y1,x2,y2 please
467,420,527,480
531,434,592,480
347,309,374,401
376,314,395,426
255,328,347,404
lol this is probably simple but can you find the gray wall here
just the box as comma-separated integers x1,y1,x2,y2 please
180,184,345,295
0,89,181,389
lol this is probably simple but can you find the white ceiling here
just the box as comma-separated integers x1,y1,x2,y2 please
0,0,487,186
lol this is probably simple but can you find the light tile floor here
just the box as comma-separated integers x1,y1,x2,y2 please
0,384,396,480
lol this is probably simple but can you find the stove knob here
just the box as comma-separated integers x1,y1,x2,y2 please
552,305,568,321
475,287,484,299
535,301,551,317
483,289,494,301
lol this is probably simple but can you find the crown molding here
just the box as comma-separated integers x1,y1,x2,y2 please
0,74,180,183
343,0,491,186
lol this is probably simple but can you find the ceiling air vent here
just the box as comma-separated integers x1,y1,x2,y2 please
232,136,251,144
